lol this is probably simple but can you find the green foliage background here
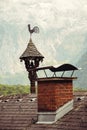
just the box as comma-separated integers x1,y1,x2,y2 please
0,84,30,96
0,84,87,96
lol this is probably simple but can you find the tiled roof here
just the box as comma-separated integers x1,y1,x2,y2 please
20,39,44,60
0,92,87,130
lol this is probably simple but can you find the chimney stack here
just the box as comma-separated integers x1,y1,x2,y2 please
36,64,78,124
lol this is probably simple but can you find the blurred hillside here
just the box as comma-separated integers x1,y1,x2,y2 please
74,51,87,89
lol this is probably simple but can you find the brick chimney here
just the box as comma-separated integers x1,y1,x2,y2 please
37,77,76,124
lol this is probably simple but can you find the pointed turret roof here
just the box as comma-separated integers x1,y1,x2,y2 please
20,38,44,60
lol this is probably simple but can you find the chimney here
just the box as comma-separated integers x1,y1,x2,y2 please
20,24,44,94
37,64,78,124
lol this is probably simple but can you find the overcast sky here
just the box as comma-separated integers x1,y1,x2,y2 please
0,0,87,76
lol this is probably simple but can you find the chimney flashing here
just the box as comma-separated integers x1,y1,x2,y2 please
37,99,73,124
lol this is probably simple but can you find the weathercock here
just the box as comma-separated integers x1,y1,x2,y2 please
28,24,39,38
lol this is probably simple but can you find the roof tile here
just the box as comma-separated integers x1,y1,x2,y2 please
0,92,87,130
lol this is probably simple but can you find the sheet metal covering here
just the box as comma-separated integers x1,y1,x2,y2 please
36,64,78,72
50,64,78,72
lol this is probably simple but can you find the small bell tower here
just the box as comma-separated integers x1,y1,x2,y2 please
20,24,44,93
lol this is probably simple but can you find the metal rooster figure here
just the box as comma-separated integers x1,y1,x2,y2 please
28,24,39,38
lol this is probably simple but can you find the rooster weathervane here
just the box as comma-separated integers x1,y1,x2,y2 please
28,24,39,39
